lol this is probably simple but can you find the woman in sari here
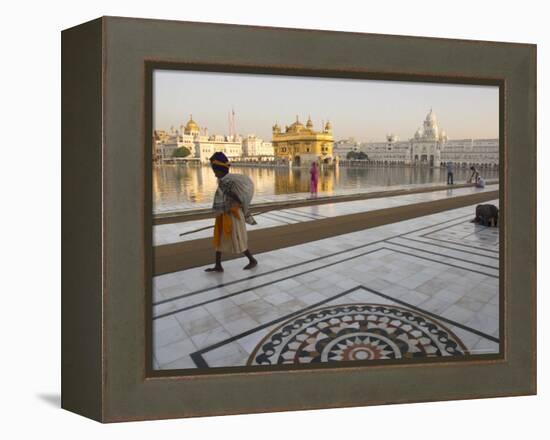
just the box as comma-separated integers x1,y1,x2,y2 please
310,162,319,198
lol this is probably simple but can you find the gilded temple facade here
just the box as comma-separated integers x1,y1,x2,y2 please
272,116,335,166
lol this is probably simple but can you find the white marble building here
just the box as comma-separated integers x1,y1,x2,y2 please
153,129,179,162
333,138,360,158
360,109,499,167
153,119,245,163
242,135,274,158
168,116,278,163
175,117,240,162
442,138,499,167
192,135,243,163
361,135,412,164
410,109,446,166
153,140,178,162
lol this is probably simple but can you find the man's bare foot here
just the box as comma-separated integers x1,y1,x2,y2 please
205,266,224,273
243,259,258,270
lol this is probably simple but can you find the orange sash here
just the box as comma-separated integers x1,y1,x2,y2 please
213,207,241,248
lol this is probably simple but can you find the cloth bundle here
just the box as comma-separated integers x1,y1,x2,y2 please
212,173,257,225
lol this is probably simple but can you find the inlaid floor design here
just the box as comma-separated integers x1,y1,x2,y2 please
247,298,468,366
152,201,500,370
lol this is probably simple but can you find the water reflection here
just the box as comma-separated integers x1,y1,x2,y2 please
153,165,499,210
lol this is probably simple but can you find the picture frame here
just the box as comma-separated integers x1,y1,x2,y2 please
61,16,536,422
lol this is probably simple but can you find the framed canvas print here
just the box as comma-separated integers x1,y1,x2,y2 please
61,16,536,422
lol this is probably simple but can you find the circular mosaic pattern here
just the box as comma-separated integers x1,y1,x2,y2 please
248,303,468,366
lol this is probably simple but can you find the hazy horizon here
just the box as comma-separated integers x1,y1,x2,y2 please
153,69,499,142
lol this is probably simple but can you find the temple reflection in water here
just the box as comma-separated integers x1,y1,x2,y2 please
153,164,499,211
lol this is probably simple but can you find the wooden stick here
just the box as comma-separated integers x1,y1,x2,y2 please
178,207,279,237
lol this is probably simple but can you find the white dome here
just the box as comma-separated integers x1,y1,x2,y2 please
426,108,437,123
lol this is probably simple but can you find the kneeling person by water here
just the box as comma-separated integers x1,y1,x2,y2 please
475,175,486,188
205,152,258,272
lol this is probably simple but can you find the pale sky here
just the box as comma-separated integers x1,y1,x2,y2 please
153,69,499,142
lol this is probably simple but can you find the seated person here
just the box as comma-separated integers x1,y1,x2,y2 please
475,176,486,188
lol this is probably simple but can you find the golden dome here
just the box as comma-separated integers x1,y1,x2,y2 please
288,115,304,132
184,114,200,133
306,116,313,129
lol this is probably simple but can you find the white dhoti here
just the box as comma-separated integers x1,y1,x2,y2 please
212,173,255,255
213,207,248,254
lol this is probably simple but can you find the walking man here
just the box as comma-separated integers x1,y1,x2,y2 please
205,152,258,272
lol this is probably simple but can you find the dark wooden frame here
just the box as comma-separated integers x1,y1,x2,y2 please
62,16,536,422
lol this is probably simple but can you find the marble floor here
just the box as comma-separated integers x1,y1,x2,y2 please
154,183,498,246
152,200,500,370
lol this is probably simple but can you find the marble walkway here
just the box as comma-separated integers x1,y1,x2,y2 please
152,199,500,370
154,183,498,246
